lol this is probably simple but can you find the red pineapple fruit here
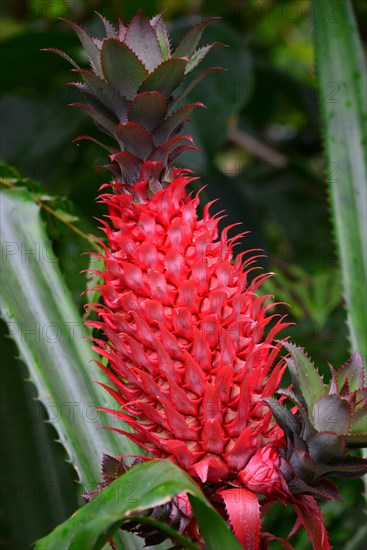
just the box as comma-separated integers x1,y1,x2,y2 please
95,179,294,545
51,10,335,550
93,175,288,469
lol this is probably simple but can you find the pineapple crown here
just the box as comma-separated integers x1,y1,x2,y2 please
47,10,223,186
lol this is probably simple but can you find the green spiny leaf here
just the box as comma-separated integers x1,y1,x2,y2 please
151,14,171,60
282,342,326,413
83,255,104,323
312,0,367,363
0,187,142,550
349,407,367,435
0,189,139,478
35,460,242,550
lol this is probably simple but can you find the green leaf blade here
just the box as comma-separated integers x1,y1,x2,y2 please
35,460,242,550
0,187,142,549
282,341,326,412
312,0,367,364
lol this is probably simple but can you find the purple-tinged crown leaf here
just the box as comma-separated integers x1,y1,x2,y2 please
70,82,117,123
115,122,154,160
153,103,205,145
72,69,129,120
70,102,116,136
171,66,225,110
61,18,102,76
124,10,163,72
139,58,187,97
128,91,168,131
173,17,220,58
110,151,142,183
149,135,194,164
289,448,317,484
101,453,126,484
185,42,223,74
335,351,365,393
151,14,171,60
95,12,117,39
73,135,116,153
307,433,345,464
263,397,301,440
43,47,80,69
312,394,351,434
101,39,148,100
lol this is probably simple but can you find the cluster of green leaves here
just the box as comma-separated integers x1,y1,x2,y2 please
0,0,366,549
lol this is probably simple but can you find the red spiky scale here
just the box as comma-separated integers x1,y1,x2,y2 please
220,488,261,550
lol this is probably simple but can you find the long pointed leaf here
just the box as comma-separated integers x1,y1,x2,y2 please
312,0,367,364
312,0,367,506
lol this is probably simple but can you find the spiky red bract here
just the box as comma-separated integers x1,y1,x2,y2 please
86,171,291,547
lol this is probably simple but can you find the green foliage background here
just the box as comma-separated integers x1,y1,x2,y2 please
1,1,366,548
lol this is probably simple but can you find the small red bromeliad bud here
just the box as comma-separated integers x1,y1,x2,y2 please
239,444,288,496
